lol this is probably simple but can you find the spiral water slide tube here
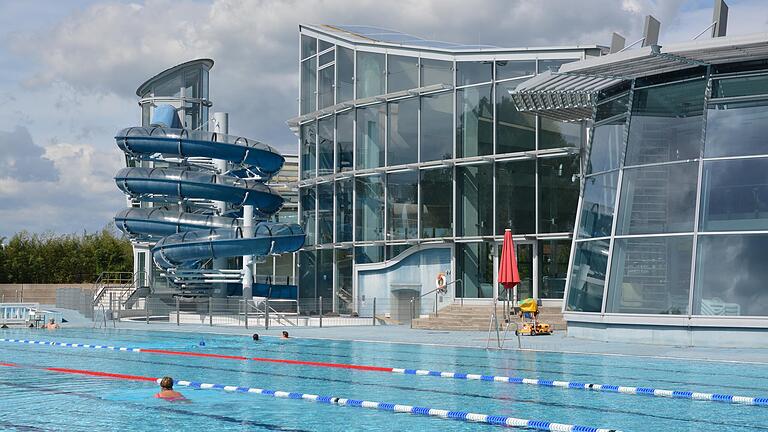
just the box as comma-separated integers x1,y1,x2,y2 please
113,126,304,271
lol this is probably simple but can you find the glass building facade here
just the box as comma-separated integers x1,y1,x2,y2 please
565,64,768,326
293,25,600,314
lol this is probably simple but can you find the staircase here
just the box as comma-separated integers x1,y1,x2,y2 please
92,271,147,311
411,304,567,331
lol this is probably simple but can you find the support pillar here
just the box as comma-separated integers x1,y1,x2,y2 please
212,112,229,297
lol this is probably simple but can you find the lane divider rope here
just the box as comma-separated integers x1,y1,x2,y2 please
2,337,766,407
0,361,619,432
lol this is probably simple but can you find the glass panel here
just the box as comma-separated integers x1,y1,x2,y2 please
336,111,353,172
514,243,534,300
317,249,333,313
713,75,768,98
539,117,581,150
495,160,535,235
356,51,385,98
318,39,333,53
387,171,419,240
606,236,693,315
336,47,354,103
319,50,334,67
705,100,768,158
387,98,418,166
695,234,768,316
566,239,609,312
355,175,384,241
420,167,453,238
300,186,316,246
539,156,579,233
335,178,353,242
355,245,384,264
274,253,293,285
317,182,334,244
300,57,317,115
318,65,335,109
300,35,316,59
457,164,493,237
587,117,625,174
625,79,706,165
457,84,493,157
300,123,316,180
456,61,492,86
578,172,619,239
700,158,768,231
496,80,536,154
387,55,419,93
457,242,494,298
184,69,200,98
421,58,452,86
495,60,535,81
298,250,316,303
317,117,334,176
420,92,453,162
153,74,182,98
386,244,410,260
595,93,629,122
356,104,385,169
538,59,577,73
336,248,353,313
616,162,698,235
539,239,570,299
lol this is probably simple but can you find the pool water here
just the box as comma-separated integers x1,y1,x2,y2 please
1,328,767,431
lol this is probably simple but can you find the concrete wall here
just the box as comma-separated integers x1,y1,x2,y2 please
0,284,92,305
568,321,768,348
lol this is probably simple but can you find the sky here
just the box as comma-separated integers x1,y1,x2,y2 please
0,0,766,240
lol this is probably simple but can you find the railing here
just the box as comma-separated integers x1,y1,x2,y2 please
91,271,135,307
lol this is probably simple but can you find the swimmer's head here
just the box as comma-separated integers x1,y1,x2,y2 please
198,340,206,346
252,333,259,341
160,376,174,390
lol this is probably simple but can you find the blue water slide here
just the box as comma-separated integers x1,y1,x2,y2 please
152,224,305,270
115,127,284,177
115,167,284,214
114,208,241,239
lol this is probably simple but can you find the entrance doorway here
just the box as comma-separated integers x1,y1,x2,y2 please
495,241,535,303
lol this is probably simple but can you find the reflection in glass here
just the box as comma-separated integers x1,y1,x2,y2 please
712,75,768,98
566,239,609,312
695,234,768,316
700,158,768,231
457,84,493,157
421,167,453,238
300,57,316,114
538,59,576,73
387,98,418,166
356,104,385,169
356,51,385,98
387,171,419,240
317,249,333,313
317,117,334,176
388,55,419,92
539,117,581,149
300,186,316,246
496,80,536,154
355,175,384,241
539,156,579,233
511,243,533,300
300,35,316,59
458,164,493,236
625,79,706,165
705,100,768,157
336,47,354,103
495,60,535,81
298,250,315,302
578,172,619,239
587,118,625,174
336,248,353,313
606,236,692,314
539,240,571,299
355,245,384,264
595,93,629,122
421,58,452,86
420,92,453,162
458,242,494,298
317,182,333,244
300,123,316,180
386,244,410,260
335,178,353,242
318,39,333,53
496,160,535,234
616,162,698,235
318,65,335,109
456,61,492,86
336,111,353,172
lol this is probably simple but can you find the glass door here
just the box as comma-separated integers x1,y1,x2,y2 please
497,242,534,302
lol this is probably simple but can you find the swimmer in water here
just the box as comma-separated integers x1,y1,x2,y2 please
154,376,186,402
281,331,289,339
252,333,259,341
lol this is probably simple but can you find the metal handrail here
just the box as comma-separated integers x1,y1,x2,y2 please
92,272,134,306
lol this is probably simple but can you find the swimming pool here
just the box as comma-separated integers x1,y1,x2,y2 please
0,328,767,431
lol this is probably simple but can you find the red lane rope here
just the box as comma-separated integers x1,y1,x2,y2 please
44,367,157,382
141,349,248,361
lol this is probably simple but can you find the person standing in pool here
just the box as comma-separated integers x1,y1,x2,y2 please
45,319,59,330
155,376,186,401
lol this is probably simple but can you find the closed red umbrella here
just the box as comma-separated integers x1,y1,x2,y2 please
498,229,521,311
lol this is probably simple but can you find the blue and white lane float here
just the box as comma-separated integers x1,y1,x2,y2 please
3,338,767,407
166,377,620,431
